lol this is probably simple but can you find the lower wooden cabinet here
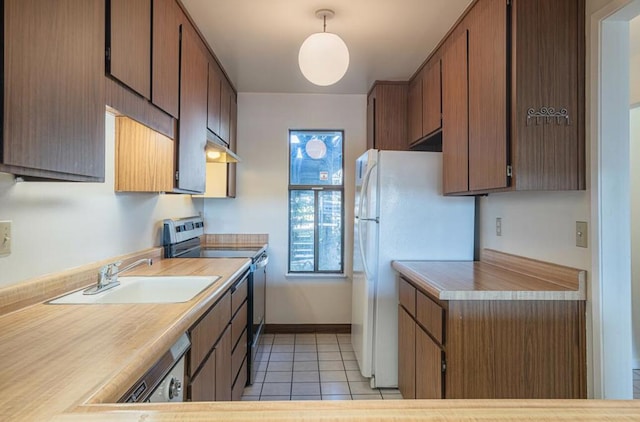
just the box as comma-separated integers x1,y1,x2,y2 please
397,276,586,399
187,272,249,402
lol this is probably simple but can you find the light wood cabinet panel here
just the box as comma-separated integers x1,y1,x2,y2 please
115,116,174,192
399,277,416,317
190,349,216,401
398,306,416,399
407,76,423,145
231,329,247,385
232,357,248,401
442,30,469,194
207,63,222,135
367,82,408,150
177,23,208,192
416,291,443,345
2,0,105,181
215,326,233,401
422,60,442,137
467,0,508,192
231,301,247,349
108,0,151,99
415,326,443,399
446,300,586,399
152,0,181,118
190,292,231,375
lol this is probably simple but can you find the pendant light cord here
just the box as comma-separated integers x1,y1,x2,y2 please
323,15,327,32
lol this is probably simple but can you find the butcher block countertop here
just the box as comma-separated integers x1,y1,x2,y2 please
392,249,586,301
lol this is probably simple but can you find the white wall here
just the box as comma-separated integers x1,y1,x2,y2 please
0,113,199,288
631,106,640,367
631,16,640,105
202,93,366,324
479,192,590,269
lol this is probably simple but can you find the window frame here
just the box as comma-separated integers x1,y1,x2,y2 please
287,129,345,274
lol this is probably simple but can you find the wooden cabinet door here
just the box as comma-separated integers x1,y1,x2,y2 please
190,349,216,401
177,24,208,192
422,60,442,137
219,81,232,145
108,0,151,99
227,93,238,197
207,63,222,135
415,326,443,399
442,30,469,194
512,0,583,190
152,0,181,118
2,0,105,181
366,93,376,150
467,0,508,191
398,306,416,399
215,325,233,401
407,76,423,145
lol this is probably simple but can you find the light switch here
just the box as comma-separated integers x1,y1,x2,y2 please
576,221,588,248
0,221,11,256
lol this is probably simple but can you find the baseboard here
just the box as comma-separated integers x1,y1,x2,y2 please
264,324,351,334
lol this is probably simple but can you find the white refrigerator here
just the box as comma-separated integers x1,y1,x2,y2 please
351,150,475,388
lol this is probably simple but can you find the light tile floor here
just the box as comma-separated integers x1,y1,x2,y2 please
242,333,404,401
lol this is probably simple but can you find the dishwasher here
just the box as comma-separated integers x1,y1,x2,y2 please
119,333,190,403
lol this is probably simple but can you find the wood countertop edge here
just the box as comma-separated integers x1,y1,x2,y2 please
54,399,640,421
78,259,252,405
391,260,587,301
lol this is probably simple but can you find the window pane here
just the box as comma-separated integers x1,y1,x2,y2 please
290,131,343,186
318,191,343,271
289,190,315,272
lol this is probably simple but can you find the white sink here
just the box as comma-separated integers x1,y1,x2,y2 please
49,276,221,304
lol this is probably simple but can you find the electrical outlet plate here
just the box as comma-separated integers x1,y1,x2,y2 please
576,221,588,248
496,217,502,236
0,221,11,256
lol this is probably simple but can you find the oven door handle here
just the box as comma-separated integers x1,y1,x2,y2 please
253,255,268,270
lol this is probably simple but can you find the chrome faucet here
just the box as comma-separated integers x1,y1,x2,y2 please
84,258,153,295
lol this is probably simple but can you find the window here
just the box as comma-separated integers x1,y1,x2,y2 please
288,130,344,274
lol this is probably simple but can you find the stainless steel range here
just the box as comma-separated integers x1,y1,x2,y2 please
162,216,267,385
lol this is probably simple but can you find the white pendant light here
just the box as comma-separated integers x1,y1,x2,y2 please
298,9,349,86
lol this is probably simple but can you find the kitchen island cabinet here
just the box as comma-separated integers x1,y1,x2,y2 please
1,0,105,181
394,249,587,400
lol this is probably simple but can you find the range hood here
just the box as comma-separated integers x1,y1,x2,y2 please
206,138,241,163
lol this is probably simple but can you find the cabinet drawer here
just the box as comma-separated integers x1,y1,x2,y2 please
232,300,248,349
232,356,248,401
190,348,215,401
231,275,248,316
190,292,231,373
416,291,443,344
232,329,247,383
399,277,416,316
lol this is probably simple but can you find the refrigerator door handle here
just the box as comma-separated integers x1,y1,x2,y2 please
358,161,377,280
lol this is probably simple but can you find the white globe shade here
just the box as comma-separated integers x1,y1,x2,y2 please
298,32,349,86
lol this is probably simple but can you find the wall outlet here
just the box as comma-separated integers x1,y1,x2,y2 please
496,217,502,236
0,221,11,256
576,221,588,248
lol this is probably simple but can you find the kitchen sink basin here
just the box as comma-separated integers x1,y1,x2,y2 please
48,276,221,304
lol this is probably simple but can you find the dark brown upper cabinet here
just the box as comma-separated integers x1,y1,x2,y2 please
407,76,423,145
177,23,208,193
366,82,408,151
207,63,223,136
107,0,151,100
1,0,105,181
440,0,584,195
152,0,182,118
218,79,232,145
442,31,469,195
422,60,442,139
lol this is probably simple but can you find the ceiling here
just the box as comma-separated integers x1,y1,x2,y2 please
180,0,473,95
